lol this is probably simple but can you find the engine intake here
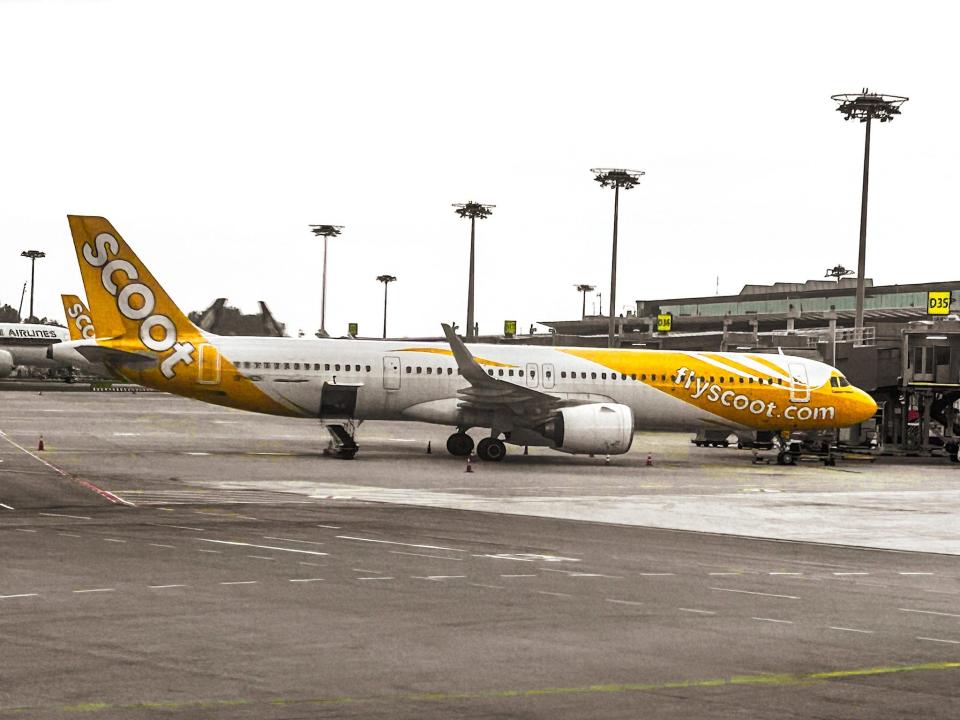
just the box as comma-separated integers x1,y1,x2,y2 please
540,403,634,455
0,349,13,378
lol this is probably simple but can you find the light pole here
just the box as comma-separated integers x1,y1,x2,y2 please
575,284,595,320
308,225,343,338
831,89,907,339
376,274,396,339
592,168,644,348
20,250,45,322
453,201,494,342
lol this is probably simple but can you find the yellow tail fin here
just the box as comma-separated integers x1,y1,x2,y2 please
61,294,96,341
67,216,204,379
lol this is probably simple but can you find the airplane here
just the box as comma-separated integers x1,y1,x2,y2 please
53,215,878,464
0,322,70,377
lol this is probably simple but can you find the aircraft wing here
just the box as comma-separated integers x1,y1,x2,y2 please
74,344,157,368
441,323,564,424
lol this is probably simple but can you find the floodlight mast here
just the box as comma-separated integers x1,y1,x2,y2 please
831,89,908,338
308,225,344,338
20,250,45,322
575,284,595,320
453,201,495,342
376,274,397,339
592,169,644,348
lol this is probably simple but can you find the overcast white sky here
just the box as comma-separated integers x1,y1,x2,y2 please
1,1,956,337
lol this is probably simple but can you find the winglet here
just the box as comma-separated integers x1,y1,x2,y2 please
441,323,488,383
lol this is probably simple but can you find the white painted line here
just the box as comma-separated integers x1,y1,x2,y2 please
0,503,15,511
220,581,258,585
103,538,127,543
149,543,175,548
59,533,82,538
263,536,325,546
390,550,463,561
289,578,324,583
185,452,210,456
829,626,874,634
200,539,327,556
832,572,869,576
149,584,187,589
152,523,205,531
752,617,793,624
298,561,322,566
769,572,802,576
316,524,341,529
357,577,394,581
898,572,934,576
16,529,37,533
247,555,274,560
569,572,624,579
73,588,115,594
412,575,467,581
605,598,644,606
709,572,742,576
353,568,383,574
710,587,800,600
500,574,537,578
679,608,715,615
639,573,675,577
469,583,506,590
899,608,960,618
198,549,221,554
0,593,39,599
917,636,960,645
39,512,92,520
537,591,572,598
337,535,464,552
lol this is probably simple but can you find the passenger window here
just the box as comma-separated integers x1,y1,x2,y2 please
641,374,646,381
497,369,503,376
508,369,514,377
581,372,587,379
561,371,567,379
355,365,360,372
777,378,782,385
254,362,262,369
366,365,371,372
324,364,330,371
488,369,493,376
591,372,597,380
416,367,422,374
531,370,536,378
447,368,453,375
546,371,552,378
739,377,744,384
334,364,339,371
406,367,411,374
631,374,637,380
294,363,300,370
749,377,754,384
601,373,607,380
709,376,714,383
427,367,433,375
519,370,524,377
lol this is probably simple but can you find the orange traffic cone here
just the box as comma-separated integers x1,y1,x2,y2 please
38,436,45,451
645,453,653,466
465,455,474,473
426,441,432,455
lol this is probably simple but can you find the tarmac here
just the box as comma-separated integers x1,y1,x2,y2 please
1,389,958,718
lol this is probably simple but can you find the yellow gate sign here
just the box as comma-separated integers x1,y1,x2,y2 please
348,322,358,336
927,291,952,316
504,320,517,337
656,313,672,332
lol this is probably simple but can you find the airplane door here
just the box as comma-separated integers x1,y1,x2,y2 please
197,344,221,385
542,363,555,389
788,363,810,403
383,356,401,390
526,363,539,388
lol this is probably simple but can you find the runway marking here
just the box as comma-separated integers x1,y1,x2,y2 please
898,572,934,576
537,591,572,598
917,636,960,645
605,598,644,606
899,608,960,618
185,452,210,456
298,561,322,567
220,581,258,585
198,549,222,554
16,528,37,533
59,532,81,538
833,572,869,576
248,555,274,560
12,661,960,713
390,550,463,561
500,574,537,578
149,584,187,589
152,523,205,531
769,572,802,576
289,578,324,583
316,524,341,529
708,572,741,576
149,543,175,548
353,568,382,574
470,583,505,590
337,535,464,552
0,593,39,599
263,536,325,546
0,503,13,510
199,539,328,556
357,577,394,581
73,588,115,594
103,538,127,543
412,575,467,581
39,512,91,520
829,626,874,634
710,587,800,600
679,608,715,615
752,617,793,624
639,572,674,576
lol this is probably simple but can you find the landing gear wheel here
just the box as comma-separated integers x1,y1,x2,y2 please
476,437,507,462
777,451,797,466
947,443,959,463
446,432,475,457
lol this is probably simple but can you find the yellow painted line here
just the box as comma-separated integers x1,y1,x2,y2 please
15,662,960,715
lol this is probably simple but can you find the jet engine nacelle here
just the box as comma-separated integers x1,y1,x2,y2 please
540,403,635,455
0,349,14,377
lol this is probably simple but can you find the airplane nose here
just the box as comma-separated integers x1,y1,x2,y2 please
858,390,878,422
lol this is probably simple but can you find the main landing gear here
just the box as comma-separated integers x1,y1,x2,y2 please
445,430,507,461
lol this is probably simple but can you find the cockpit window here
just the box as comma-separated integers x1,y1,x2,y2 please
831,376,851,388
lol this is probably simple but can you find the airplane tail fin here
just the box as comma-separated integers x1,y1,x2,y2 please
67,216,205,377
61,294,95,341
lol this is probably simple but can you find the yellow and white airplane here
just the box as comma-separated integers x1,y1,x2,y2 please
54,215,877,463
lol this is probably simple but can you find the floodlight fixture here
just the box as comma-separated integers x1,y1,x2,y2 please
452,201,495,341
831,89,908,337
376,274,397,339
20,249,46,322
825,265,854,280
591,168,644,348
575,283,596,320
308,225,344,338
